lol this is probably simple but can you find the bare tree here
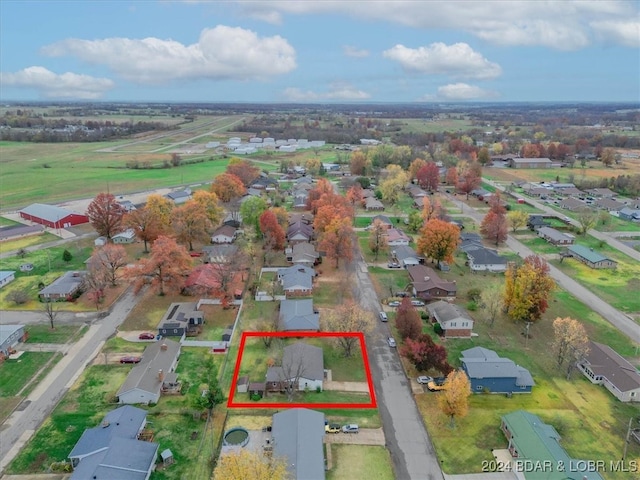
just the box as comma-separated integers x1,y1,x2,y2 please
43,301,58,329
575,207,597,235
277,343,308,402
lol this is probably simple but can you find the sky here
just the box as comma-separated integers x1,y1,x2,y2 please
0,0,639,103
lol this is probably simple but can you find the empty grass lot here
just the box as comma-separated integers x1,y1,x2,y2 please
0,352,57,397
327,445,394,480
25,324,85,344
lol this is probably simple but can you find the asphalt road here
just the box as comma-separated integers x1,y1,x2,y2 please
352,257,444,480
0,288,143,473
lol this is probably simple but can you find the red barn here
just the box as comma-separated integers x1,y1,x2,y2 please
20,203,88,229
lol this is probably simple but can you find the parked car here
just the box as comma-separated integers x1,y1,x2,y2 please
138,332,155,340
432,376,446,386
387,262,401,269
387,337,396,348
120,356,142,364
427,381,446,392
387,301,401,307
342,424,359,434
417,376,433,384
395,291,409,297
411,300,426,307
379,311,388,322
325,423,341,434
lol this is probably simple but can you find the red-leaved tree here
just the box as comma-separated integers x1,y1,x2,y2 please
480,193,508,245
416,162,440,191
395,297,423,339
87,193,125,239
400,333,452,374
259,210,285,251
226,158,260,186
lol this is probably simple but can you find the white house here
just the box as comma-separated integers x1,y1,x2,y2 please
0,271,16,289
112,229,136,244
210,225,238,244
266,342,324,392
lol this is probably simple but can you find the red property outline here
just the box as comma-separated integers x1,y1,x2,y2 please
227,331,377,409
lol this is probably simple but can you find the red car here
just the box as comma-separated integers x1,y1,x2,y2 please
120,356,142,364
138,332,156,340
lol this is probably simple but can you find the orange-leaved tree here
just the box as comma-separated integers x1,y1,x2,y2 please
503,255,555,324
211,173,245,202
88,243,128,286
417,218,460,264
124,206,164,253
416,162,440,191
368,218,388,260
259,210,285,251
87,192,125,239
408,158,428,181
319,216,354,268
145,194,174,232
192,190,223,227
438,370,471,428
172,201,212,251
226,158,260,186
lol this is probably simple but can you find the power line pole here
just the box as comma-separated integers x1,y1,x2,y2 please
622,417,633,460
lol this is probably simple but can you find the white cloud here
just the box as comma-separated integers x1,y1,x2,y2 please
383,43,501,79
343,45,370,58
425,83,498,101
242,1,639,50
0,66,114,99
41,25,296,84
590,19,640,47
282,83,370,102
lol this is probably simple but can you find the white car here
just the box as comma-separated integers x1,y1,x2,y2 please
379,311,388,322
411,300,425,307
387,337,396,348
417,376,433,384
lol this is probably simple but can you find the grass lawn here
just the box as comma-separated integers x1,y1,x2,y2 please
25,324,86,344
198,304,238,341
368,266,411,299
102,336,148,354
0,352,57,397
0,231,60,253
121,290,186,331
327,445,394,480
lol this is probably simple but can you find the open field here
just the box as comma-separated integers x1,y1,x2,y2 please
326,445,395,480
0,352,57,397
25,324,86,344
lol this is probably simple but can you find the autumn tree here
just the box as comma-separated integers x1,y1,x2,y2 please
259,210,285,251
416,162,440,191
350,150,371,176
88,243,127,286
368,218,388,260
400,333,452,374
552,317,590,378
145,194,174,232
503,255,556,324
127,235,192,295
408,158,428,181
507,210,529,233
306,178,334,213
445,167,458,186
456,161,482,199
85,257,108,309
346,184,363,206
421,196,443,223
212,448,289,480
480,210,508,245
438,370,471,428
192,190,223,226
322,302,375,357
124,206,162,253
379,165,408,205
86,193,125,239
575,207,597,235
417,218,460,264
479,285,503,327
314,198,353,234
172,201,212,251
211,173,245,202
226,158,260,186
395,297,422,339
407,210,423,233
477,147,491,165
240,196,268,234
600,147,616,167
319,216,354,268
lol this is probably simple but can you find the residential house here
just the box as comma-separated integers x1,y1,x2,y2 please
112,228,136,244
461,347,534,394
553,186,583,197
560,198,585,211
19,203,88,229
465,247,508,272
286,242,320,266
407,186,427,199
118,200,137,212
0,324,27,358
508,157,553,169
68,405,159,480
370,214,393,229
0,271,16,289
524,186,551,197
271,408,325,480
117,339,181,405
594,197,625,212
361,188,374,199
470,188,490,199
277,264,316,281
287,220,314,244
157,302,204,337
164,189,191,205
266,343,325,393
536,226,574,245
183,264,222,297
278,265,316,297
426,300,474,338
250,175,278,191
94,236,107,247
527,215,550,231
500,411,604,480
292,192,309,209
586,188,616,198
202,244,238,264
364,197,385,211
407,265,457,301
619,207,640,221
385,228,411,246
578,341,640,402
39,271,86,301
392,245,423,268
413,196,425,209
566,245,617,269
278,299,319,331
210,224,238,244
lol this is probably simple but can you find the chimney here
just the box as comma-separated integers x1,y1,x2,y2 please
161,343,168,351
158,369,165,382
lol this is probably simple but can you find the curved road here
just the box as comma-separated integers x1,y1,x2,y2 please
0,288,144,473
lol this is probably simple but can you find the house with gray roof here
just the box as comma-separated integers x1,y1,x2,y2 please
112,228,136,244
594,197,625,212
392,245,423,268
157,302,204,337
536,226,574,245
39,271,86,301
586,187,616,197
68,405,158,480
277,264,316,281
278,266,315,297
210,224,238,244
0,324,26,358
287,220,314,244
461,347,534,394
266,342,325,393
272,408,325,480
117,339,181,405
285,242,319,266
164,189,191,204
560,197,585,211
0,270,16,289
508,157,552,169
619,207,640,221
578,341,640,402
566,244,617,269
501,411,604,480
364,196,385,211
426,300,474,338
201,244,238,264
278,299,319,331
465,247,508,272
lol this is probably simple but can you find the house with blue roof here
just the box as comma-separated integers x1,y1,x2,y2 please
68,405,158,480
461,347,535,394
